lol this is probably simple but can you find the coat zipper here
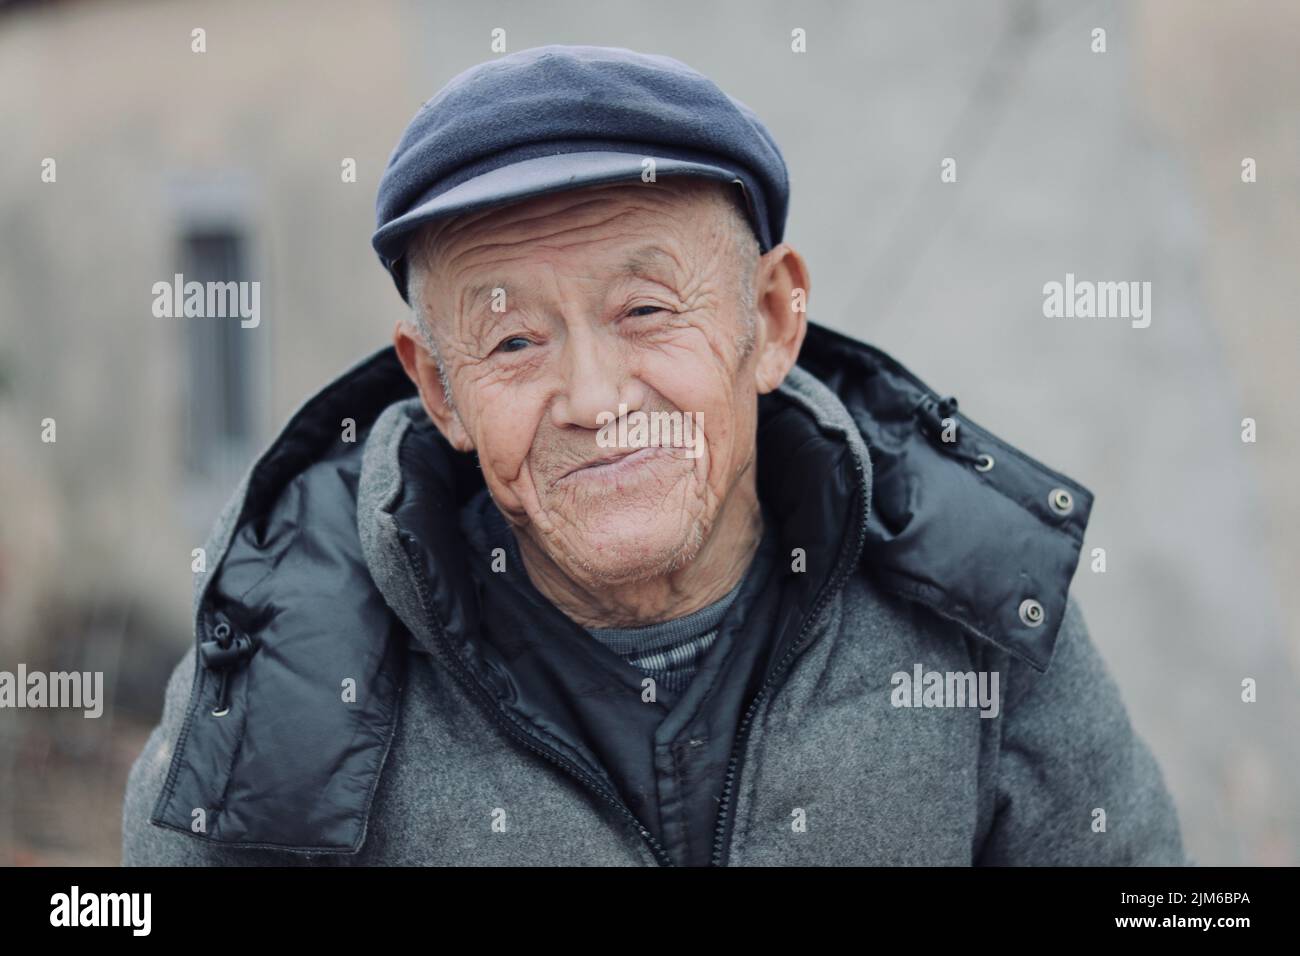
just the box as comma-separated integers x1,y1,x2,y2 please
398,532,675,867
709,453,871,866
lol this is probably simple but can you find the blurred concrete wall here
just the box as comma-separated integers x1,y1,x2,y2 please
0,0,1295,864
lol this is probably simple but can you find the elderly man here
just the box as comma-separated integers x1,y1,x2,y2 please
122,45,1185,866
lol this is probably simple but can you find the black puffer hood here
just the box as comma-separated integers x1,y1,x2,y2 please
148,322,1092,853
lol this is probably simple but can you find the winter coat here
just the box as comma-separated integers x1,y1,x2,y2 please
121,322,1186,866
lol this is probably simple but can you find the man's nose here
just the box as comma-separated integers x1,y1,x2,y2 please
549,326,641,430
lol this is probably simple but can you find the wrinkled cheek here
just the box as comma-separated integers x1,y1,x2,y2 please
471,416,539,509
698,416,734,484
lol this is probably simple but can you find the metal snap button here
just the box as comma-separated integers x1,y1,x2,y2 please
975,453,995,472
1048,488,1074,515
1018,598,1045,627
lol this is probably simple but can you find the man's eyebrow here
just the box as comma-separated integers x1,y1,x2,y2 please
618,245,679,281
458,280,512,317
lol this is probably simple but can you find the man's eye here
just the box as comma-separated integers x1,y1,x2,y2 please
495,336,531,354
626,305,666,318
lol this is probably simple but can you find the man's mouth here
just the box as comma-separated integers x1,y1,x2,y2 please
557,446,676,484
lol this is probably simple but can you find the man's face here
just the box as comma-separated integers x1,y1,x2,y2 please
401,180,775,587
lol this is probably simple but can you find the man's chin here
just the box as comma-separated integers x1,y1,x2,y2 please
560,524,706,586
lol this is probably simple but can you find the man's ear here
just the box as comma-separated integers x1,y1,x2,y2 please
393,321,475,453
752,243,810,394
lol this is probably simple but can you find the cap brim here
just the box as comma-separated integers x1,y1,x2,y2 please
373,150,751,291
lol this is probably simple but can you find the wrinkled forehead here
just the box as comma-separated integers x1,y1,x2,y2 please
413,177,744,285
456,244,699,327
